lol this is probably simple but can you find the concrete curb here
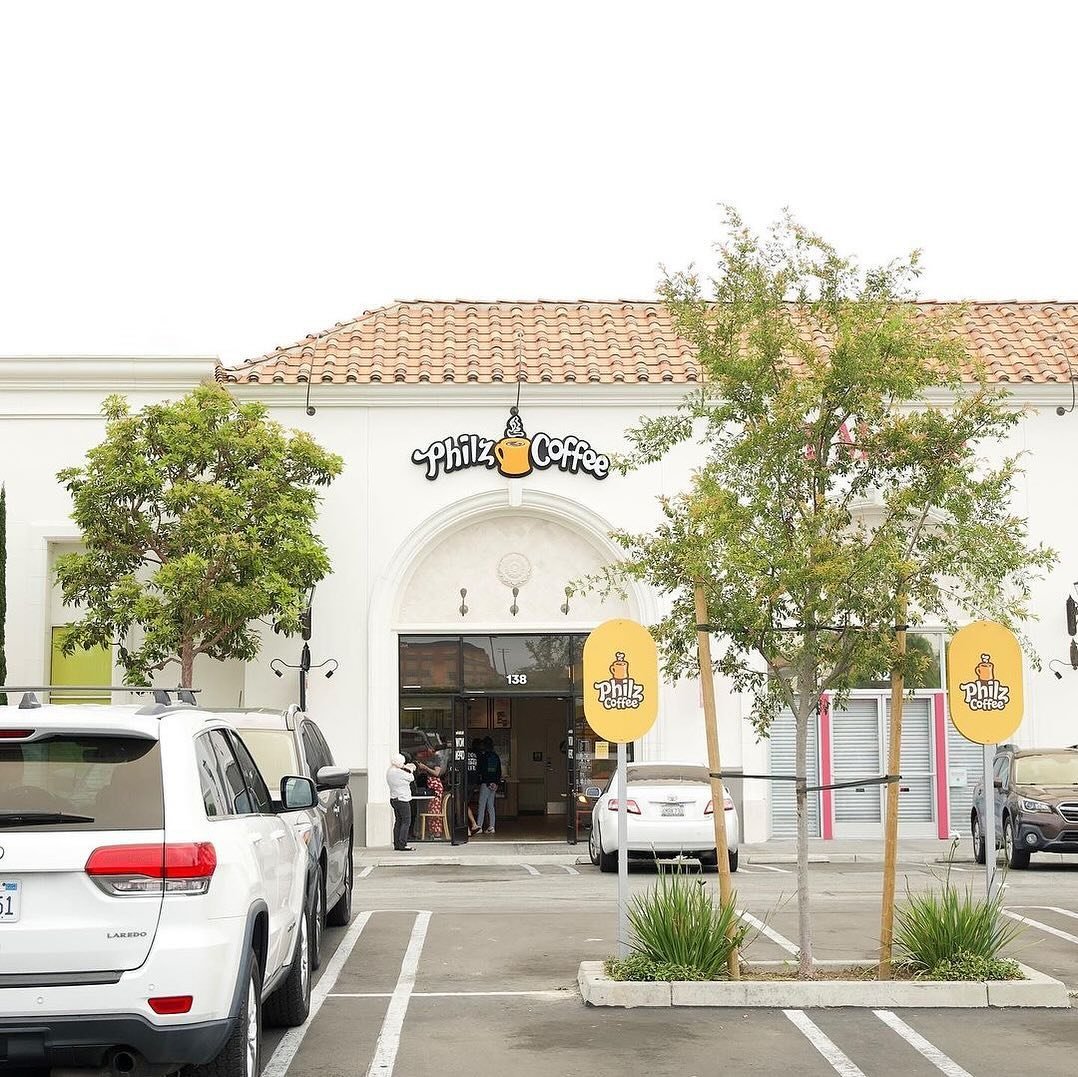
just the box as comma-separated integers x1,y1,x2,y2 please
577,960,1070,1009
355,853,584,867
743,854,975,865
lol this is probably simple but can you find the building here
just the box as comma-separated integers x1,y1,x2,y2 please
3,300,1077,847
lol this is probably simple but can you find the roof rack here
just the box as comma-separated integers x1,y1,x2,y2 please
0,685,201,710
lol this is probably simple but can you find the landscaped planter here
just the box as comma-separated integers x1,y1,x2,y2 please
577,960,1070,1009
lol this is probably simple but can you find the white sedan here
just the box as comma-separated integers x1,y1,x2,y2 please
587,762,740,872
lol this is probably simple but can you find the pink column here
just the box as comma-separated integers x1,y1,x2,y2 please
933,692,950,839
819,692,834,840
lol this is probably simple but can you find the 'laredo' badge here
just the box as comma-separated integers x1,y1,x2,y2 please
411,406,610,482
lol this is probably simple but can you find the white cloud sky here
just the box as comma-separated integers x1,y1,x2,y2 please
2,1,1076,364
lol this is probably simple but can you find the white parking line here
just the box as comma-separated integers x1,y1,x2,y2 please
366,910,432,1077
331,989,569,999
359,865,375,879
738,909,800,955
749,863,792,874
520,863,540,876
262,910,374,1077
1003,909,1078,946
560,864,580,875
783,1010,865,1076
1009,904,1078,921
874,1010,973,1077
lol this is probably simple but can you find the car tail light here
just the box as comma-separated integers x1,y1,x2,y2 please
705,797,735,814
86,843,216,896
607,799,641,815
0,729,34,739
149,995,193,1015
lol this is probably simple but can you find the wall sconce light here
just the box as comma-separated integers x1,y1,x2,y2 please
561,586,572,616
510,586,520,617
459,588,468,618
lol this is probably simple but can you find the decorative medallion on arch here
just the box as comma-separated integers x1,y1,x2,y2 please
397,512,634,627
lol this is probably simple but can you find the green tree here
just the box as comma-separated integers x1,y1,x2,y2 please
0,485,7,706
591,211,1055,976
55,383,343,688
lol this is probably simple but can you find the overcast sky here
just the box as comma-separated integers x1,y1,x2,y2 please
2,2,1076,365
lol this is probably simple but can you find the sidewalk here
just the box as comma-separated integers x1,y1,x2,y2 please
355,836,971,867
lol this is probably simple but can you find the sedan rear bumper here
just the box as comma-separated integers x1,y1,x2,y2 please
603,814,738,853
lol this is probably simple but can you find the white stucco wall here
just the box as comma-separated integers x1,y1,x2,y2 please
2,358,1075,845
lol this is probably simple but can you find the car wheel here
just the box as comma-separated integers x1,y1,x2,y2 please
972,815,986,865
588,823,600,866
187,949,261,1077
311,871,324,972
264,897,313,1028
1004,817,1030,869
729,848,739,873
326,835,354,927
596,824,617,873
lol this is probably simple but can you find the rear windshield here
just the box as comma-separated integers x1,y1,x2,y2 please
626,765,711,785
1015,753,1078,787
0,734,164,831
237,728,300,798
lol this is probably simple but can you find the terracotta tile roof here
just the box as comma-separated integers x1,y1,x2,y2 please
217,300,1078,386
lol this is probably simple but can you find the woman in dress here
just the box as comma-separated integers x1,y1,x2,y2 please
416,740,451,838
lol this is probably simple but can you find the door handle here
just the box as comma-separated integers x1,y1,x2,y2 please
250,835,264,845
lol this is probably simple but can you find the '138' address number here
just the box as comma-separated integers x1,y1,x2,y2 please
506,673,528,686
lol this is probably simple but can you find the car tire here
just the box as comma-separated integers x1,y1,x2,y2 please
326,834,354,927
597,826,617,873
311,871,324,972
264,898,312,1028
729,848,739,873
972,815,986,865
1003,817,1030,870
187,949,261,1077
588,823,601,866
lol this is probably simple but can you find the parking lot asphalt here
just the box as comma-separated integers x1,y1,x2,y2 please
264,857,1078,1077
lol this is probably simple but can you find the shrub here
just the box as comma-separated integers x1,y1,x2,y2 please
624,871,750,980
920,952,1023,982
604,955,707,982
894,880,1021,972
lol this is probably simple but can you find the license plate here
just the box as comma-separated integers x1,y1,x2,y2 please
0,880,21,923
661,805,684,817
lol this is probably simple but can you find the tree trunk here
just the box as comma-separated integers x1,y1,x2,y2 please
180,640,195,689
794,694,814,977
879,593,907,979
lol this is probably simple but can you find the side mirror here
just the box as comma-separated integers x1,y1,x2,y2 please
584,786,602,798
316,765,351,791
280,775,317,811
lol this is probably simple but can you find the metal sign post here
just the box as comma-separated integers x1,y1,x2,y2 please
983,743,997,901
582,620,659,964
617,741,629,957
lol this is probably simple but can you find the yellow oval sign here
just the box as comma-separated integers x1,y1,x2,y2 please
946,620,1024,745
583,619,659,743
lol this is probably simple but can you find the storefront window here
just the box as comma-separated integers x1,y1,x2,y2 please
853,631,944,690
398,696,454,765
461,635,572,693
399,636,461,693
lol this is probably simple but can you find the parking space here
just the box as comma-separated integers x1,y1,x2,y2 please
263,858,1078,1076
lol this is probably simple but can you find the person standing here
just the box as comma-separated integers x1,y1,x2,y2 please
387,753,415,851
475,736,502,835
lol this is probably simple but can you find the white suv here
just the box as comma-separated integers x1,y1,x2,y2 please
0,697,322,1077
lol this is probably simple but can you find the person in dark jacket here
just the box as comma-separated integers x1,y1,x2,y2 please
475,736,502,835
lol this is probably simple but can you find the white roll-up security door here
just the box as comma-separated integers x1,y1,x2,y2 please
947,721,984,837
832,698,883,835
886,696,936,836
768,710,820,838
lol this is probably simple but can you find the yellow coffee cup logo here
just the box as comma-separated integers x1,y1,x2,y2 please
494,436,532,477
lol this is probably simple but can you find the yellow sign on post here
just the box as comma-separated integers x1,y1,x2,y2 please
946,620,1024,745
583,619,659,743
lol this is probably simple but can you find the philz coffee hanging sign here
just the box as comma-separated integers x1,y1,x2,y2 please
411,407,611,482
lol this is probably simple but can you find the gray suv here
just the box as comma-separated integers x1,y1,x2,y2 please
232,707,354,958
972,745,1078,868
